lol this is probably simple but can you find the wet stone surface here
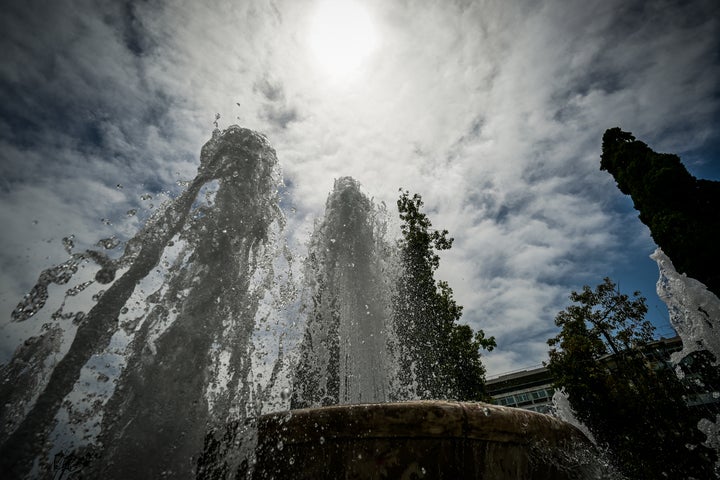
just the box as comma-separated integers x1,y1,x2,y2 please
251,401,594,480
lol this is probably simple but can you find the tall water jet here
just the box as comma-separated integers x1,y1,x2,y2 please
291,177,393,407
0,126,285,479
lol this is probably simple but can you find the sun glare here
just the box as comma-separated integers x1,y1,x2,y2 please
308,0,378,77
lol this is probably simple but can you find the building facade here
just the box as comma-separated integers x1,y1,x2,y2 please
485,366,555,414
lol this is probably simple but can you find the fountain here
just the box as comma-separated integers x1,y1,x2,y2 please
1,126,599,479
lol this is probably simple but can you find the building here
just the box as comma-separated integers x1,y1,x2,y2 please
485,366,555,414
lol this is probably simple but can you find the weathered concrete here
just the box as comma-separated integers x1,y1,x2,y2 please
252,401,594,479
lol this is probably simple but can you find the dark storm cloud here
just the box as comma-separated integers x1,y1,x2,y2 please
117,0,157,56
0,0,178,163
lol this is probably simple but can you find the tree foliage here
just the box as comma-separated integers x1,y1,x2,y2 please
393,190,495,401
547,278,716,480
601,127,720,297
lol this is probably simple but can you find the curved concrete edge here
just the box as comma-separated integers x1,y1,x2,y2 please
258,401,590,446
251,401,596,480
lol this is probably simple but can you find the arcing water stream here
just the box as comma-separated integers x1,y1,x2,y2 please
1,127,289,478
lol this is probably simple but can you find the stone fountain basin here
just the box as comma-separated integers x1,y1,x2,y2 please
253,400,592,479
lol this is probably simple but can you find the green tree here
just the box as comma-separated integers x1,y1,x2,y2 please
393,190,495,401
547,278,716,480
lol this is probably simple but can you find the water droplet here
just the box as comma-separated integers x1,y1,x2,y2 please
95,268,116,284
276,440,284,451
126,209,137,217
319,436,325,445
97,373,110,383
62,235,75,254
141,194,153,201
288,457,295,465
280,388,291,401
32,219,39,225
66,281,93,297
96,237,120,249
116,184,123,189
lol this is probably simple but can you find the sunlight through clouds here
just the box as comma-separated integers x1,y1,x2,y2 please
306,0,379,78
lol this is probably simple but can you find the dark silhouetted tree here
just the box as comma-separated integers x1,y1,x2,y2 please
601,127,720,297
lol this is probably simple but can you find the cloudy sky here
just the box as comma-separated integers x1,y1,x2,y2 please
1,0,718,377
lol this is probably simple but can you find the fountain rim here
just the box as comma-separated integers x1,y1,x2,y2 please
256,400,591,446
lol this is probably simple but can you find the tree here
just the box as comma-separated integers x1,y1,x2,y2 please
547,278,716,480
601,127,720,297
393,190,495,401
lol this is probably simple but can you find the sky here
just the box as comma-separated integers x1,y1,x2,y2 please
0,0,718,378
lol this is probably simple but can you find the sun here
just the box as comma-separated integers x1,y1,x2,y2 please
307,0,378,77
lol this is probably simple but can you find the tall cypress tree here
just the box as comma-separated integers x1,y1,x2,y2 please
600,127,720,297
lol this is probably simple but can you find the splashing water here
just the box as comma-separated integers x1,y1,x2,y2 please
551,389,596,445
93,127,286,479
291,177,395,407
652,248,720,468
652,248,720,362
2,127,400,479
0,126,288,479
